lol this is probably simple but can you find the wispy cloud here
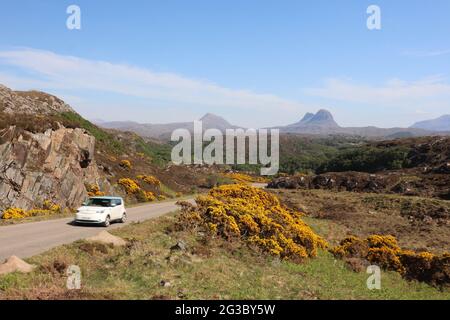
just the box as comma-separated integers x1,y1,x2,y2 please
303,77,450,106
0,48,304,114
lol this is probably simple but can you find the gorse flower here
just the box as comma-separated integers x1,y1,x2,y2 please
144,191,157,202
42,200,61,213
331,235,450,286
178,184,327,261
86,184,106,197
1,208,28,220
1,200,62,220
222,173,269,184
118,178,140,194
137,175,161,187
120,160,132,170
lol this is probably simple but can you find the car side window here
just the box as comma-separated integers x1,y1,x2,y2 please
114,199,122,206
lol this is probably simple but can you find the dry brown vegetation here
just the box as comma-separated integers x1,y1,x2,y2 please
271,189,450,254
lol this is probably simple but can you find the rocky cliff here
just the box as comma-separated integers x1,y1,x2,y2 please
0,84,224,214
0,125,112,210
0,84,114,212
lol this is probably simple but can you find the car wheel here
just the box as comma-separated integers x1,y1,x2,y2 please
120,213,127,223
103,215,111,227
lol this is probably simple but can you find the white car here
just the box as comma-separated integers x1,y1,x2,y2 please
74,196,127,227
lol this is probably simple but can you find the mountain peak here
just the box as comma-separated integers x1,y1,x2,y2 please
200,113,224,121
313,109,334,119
299,112,315,124
199,113,235,129
290,109,339,128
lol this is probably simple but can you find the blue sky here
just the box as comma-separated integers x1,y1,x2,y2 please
0,0,449,128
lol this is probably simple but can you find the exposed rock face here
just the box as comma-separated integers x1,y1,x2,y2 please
268,171,450,200
0,125,112,211
0,85,74,115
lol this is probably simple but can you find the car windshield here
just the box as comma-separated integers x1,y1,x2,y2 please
85,198,113,207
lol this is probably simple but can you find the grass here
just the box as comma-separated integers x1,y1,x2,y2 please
1,212,448,300
134,137,172,167
58,112,125,154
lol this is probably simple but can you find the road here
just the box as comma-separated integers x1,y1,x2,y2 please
0,200,191,261
0,184,267,262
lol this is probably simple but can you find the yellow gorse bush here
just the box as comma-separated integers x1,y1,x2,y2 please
86,184,106,197
179,184,327,261
331,234,450,286
42,200,61,213
2,208,28,219
222,173,269,184
144,191,157,202
120,160,132,170
1,200,62,220
137,175,161,187
118,178,140,194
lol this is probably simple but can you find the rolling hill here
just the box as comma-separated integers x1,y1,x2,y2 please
411,115,450,132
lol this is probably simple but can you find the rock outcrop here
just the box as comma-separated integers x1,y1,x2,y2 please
0,125,112,211
0,85,74,115
268,171,450,200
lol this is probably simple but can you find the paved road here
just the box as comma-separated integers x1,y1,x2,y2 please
0,200,192,261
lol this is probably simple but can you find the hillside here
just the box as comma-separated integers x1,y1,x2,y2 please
411,115,450,132
99,113,240,140
0,84,224,214
270,136,450,200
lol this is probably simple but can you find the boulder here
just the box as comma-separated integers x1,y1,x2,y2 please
0,256,36,275
86,231,127,247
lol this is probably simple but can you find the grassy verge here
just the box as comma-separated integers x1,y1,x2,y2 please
1,212,448,300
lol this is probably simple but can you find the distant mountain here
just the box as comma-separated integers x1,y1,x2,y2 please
199,113,236,131
286,109,339,130
411,115,450,132
298,112,315,124
99,113,240,140
277,109,441,138
99,109,449,141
